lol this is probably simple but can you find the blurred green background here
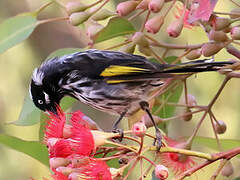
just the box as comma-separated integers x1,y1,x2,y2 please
0,0,239,179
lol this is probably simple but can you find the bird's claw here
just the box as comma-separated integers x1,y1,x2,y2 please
153,129,162,151
112,128,124,142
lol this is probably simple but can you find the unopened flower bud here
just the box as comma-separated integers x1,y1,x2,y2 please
212,17,231,31
201,42,224,57
230,8,240,19
182,108,192,122
119,43,136,54
132,32,149,47
187,94,197,106
116,1,138,16
231,27,240,40
148,0,165,13
86,23,104,40
221,161,234,177
56,166,73,176
50,157,71,169
63,124,72,138
155,164,169,180
136,0,150,10
66,2,89,14
138,45,152,56
214,120,227,134
186,49,201,60
145,15,164,34
132,122,147,137
69,11,91,26
91,9,115,21
167,19,184,38
208,29,228,42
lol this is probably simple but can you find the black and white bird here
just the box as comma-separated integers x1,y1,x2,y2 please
29,49,233,148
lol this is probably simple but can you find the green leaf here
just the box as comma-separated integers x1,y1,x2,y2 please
13,94,41,126
0,134,49,166
194,136,240,152
0,13,38,54
94,17,136,43
46,48,83,59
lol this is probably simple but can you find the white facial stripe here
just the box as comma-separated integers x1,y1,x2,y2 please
32,68,44,85
29,85,33,100
43,92,50,104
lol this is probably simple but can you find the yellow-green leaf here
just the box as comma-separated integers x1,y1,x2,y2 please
0,134,49,166
0,14,38,54
94,17,136,43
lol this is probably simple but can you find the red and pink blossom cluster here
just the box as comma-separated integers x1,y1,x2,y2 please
44,109,112,180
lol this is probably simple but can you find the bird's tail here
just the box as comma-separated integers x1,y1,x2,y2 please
160,59,234,74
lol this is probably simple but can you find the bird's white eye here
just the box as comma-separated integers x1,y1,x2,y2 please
38,100,44,104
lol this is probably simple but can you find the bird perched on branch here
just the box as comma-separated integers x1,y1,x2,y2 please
29,49,233,149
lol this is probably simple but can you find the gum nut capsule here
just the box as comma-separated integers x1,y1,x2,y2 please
201,42,224,57
231,27,240,40
66,1,89,14
182,108,192,122
212,17,231,31
214,120,227,134
208,29,228,42
132,32,149,47
186,49,201,60
69,11,91,26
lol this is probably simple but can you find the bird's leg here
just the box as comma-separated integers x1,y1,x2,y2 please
139,101,162,151
112,110,127,141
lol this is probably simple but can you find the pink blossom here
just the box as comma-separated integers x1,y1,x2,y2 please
188,0,218,23
159,137,196,175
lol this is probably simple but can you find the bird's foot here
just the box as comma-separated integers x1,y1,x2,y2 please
112,128,124,142
153,128,162,151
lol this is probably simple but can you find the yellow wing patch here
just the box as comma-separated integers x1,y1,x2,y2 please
106,79,134,84
100,65,150,77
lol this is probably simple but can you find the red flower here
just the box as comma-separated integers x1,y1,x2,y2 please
76,158,112,180
45,110,95,158
44,108,66,142
159,137,196,175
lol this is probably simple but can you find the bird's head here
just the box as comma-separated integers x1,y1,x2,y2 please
29,69,62,114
